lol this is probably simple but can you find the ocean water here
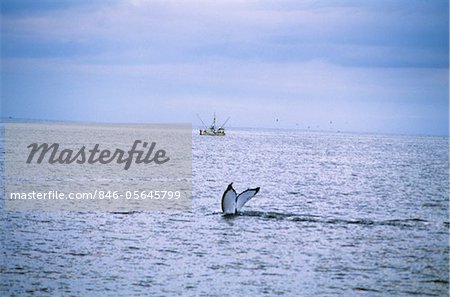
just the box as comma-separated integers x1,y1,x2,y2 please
0,127,449,296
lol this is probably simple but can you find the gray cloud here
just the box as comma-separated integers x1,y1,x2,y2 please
1,0,448,135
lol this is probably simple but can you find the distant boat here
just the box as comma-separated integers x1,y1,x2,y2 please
197,113,230,136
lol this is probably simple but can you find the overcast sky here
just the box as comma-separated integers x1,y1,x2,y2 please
1,0,448,135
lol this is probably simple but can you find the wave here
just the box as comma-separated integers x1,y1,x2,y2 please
217,210,431,228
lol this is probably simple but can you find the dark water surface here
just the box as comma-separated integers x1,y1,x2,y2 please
1,128,448,296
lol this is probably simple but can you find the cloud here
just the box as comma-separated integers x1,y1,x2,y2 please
2,0,447,66
1,0,448,135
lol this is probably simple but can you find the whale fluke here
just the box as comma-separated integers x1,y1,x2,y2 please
221,183,260,214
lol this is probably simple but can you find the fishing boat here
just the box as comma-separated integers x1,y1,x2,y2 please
197,113,230,136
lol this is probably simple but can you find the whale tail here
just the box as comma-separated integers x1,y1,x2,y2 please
221,183,260,214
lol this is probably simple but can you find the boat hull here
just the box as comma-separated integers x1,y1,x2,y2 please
199,130,225,136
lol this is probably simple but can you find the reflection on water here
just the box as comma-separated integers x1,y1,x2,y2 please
1,128,448,296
